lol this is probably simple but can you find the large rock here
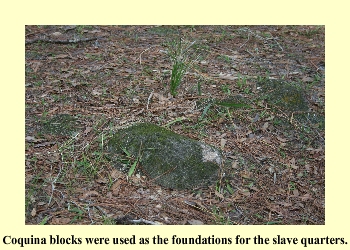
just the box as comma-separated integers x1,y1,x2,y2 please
107,123,222,190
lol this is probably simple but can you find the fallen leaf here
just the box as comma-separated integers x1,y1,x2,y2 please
231,161,239,169
144,78,156,84
215,190,224,199
48,107,58,115
84,127,93,135
112,180,122,196
92,89,102,96
241,172,251,179
302,76,314,82
80,191,99,200
277,136,287,142
51,32,63,37
277,202,292,207
261,122,269,131
55,54,70,59
293,189,299,196
265,115,275,121
241,190,251,196
96,178,108,184
289,157,299,169
220,138,227,149
188,219,204,225
32,61,42,72
31,207,36,217
300,193,312,201
153,92,168,102
89,29,101,34
251,113,260,123
25,136,45,143
34,141,56,148
238,137,246,143
218,73,238,81
51,217,71,225
110,169,122,179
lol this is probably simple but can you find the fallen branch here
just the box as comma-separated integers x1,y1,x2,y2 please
25,36,104,45
48,165,63,206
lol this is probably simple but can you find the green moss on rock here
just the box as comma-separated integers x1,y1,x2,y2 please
107,123,222,190
40,114,81,136
258,80,308,111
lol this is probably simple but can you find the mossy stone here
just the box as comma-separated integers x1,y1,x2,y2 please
107,123,222,190
40,114,81,136
258,80,308,111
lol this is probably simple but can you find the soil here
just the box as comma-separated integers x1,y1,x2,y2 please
25,25,325,225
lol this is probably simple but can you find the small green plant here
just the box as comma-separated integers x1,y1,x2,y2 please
76,156,98,179
69,206,84,223
237,76,247,89
212,206,233,225
255,213,263,219
165,37,201,97
120,147,140,177
39,216,49,225
217,55,231,63
221,84,231,94
102,216,116,225
197,81,202,95
288,181,296,191
226,182,234,195
266,220,282,225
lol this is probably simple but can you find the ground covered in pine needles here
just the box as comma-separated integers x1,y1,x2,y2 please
25,25,325,225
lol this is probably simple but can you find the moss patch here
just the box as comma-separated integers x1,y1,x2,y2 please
40,114,81,136
258,80,308,111
107,123,222,190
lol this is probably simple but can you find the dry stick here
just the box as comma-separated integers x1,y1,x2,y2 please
309,60,321,71
272,36,284,51
25,36,103,45
86,200,94,224
239,33,250,49
48,165,62,206
146,91,154,110
136,45,160,65
245,49,255,58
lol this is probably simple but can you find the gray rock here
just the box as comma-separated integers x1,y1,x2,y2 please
107,123,222,190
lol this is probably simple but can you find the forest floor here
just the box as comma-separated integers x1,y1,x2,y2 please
25,25,325,225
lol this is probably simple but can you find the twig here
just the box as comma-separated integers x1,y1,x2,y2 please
136,45,159,65
272,36,284,51
146,91,154,110
245,49,255,58
48,166,62,206
239,33,250,49
130,218,162,225
86,200,94,224
25,36,104,45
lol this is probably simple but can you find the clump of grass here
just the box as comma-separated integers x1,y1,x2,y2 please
165,37,201,97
